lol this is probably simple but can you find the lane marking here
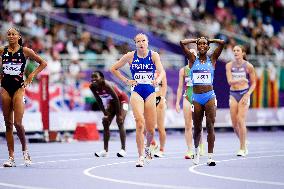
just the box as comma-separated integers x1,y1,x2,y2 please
83,158,211,189
0,150,283,188
189,154,284,186
0,182,52,189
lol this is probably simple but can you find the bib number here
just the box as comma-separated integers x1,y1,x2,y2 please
192,71,211,84
3,63,22,75
134,72,153,84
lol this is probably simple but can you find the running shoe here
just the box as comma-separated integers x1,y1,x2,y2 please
237,149,246,157
117,149,127,157
3,157,16,167
23,151,32,166
154,150,165,158
95,150,108,157
207,158,216,166
184,150,194,159
199,143,205,156
136,156,144,167
150,143,159,154
145,147,153,163
193,148,200,165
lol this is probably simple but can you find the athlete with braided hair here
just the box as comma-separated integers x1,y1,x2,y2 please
180,37,224,166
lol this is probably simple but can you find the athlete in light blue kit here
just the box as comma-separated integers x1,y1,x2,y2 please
180,37,224,166
111,33,165,167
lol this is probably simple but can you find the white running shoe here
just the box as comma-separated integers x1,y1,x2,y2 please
3,157,16,167
207,158,216,166
117,149,127,157
237,149,246,157
95,150,108,157
193,148,200,165
154,150,165,158
136,156,144,167
150,143,159,154
23,151,32,166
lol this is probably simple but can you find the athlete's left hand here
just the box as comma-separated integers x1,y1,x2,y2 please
152,79,160,86
22,74,34,88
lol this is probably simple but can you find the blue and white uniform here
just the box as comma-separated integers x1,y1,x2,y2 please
190,56,215,105
130,50,156,100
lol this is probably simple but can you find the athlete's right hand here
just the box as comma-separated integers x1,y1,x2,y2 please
176,103,181,113
126,79,137,87
240,78,249,84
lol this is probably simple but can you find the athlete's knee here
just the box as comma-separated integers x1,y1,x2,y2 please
5,123,13,132
157,126,165,134
116,117,125,126
102,117,111,126
135,117,145,130
4,119,13,128
14,121,23,129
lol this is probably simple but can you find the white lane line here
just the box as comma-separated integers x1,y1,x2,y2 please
0,182,52,189
83,158,211,189
0,150,283,189
189,154,284,186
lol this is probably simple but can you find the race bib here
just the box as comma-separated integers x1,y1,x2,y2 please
192,70,212,84
3,62,22,75
232,72,246,80
133,72,153,84
185,76,193,87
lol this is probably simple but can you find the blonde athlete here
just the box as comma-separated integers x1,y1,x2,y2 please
151,71,167,158
176,49,204,159
226,45,256,157
111,33,165,167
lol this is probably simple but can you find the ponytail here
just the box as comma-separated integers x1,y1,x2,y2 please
18,37,23,46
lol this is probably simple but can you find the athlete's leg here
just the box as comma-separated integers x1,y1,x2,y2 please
144,93,157,148
237,99,249,151
183,99,193,151
116,103,127,151
229,96,240,138
204,98,216,154
13,88,27,151
102,104,115,152
156,97,166,152
130,92,145,157
1,88,14,158
192,101,204,149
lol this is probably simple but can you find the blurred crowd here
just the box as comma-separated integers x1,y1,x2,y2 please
0,0,283,85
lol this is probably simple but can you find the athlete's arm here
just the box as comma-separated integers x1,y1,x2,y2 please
110,52,135,86
152,51,165,86
89,83,107,114
208,39,225,67
23,47,47,87
160,73,167,98
176,67,184,113
0,47,4,81
180,39,197,68
246,63,256,95
241,63,256,105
